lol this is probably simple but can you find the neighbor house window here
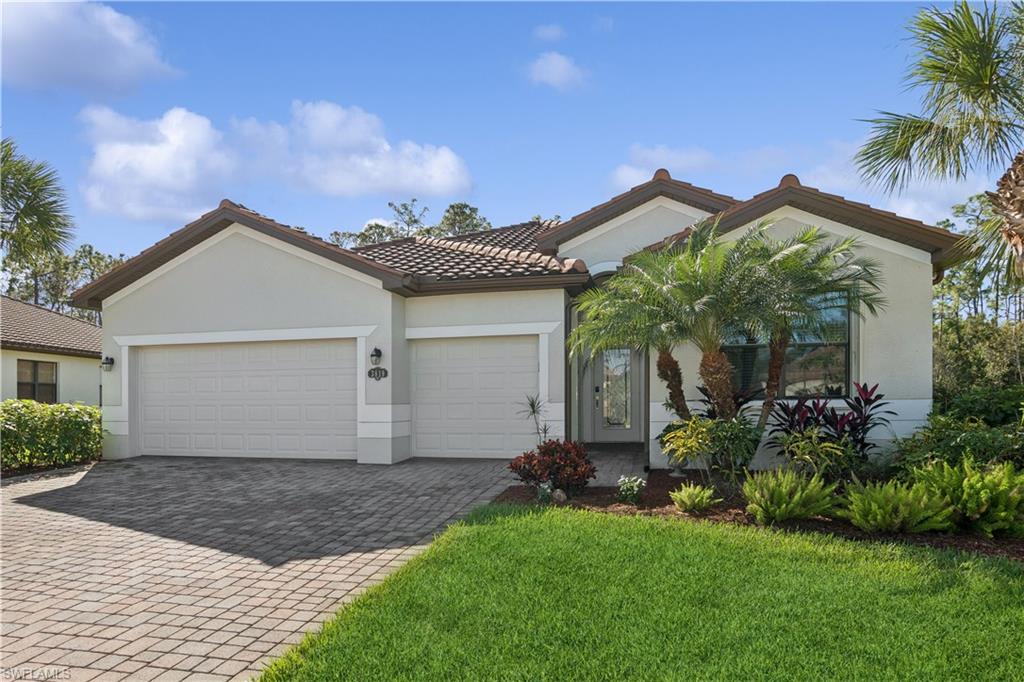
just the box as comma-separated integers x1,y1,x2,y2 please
722,301,850,398
17,360,58,403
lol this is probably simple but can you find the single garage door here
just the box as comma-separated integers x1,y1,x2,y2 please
411,335,538,458
138,339,357,459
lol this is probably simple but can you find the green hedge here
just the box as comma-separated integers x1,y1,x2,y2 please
1,400,102,474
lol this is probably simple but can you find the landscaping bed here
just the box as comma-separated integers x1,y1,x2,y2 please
495,469,1024,562
262,504,1024,681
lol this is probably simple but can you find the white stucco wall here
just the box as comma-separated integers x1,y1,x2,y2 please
646,207,936,467
0,349,100,405
99,224,408,463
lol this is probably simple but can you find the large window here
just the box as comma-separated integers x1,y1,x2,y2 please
723,303,850,398
17,360,58,403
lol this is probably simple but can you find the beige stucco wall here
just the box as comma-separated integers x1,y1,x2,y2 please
646,206,935,467
99,224,407,463
558,197,711,273
0,349,100,405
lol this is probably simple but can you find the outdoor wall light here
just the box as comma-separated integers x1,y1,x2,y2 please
370,347,383,366
100,356,115,372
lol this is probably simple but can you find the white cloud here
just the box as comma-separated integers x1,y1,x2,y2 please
235,100,471,197
801,140,991,225
80,106,235,221
528,52,585,90
533,24,565,41
3,2,177,93
611,144,718,188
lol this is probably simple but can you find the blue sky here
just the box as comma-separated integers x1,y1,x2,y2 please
3,1,992,257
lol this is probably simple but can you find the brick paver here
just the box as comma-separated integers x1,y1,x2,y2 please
1,457,510,681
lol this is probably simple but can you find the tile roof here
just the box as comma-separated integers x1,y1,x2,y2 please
1,296,102,358
354,230,586,282
445,219,557,251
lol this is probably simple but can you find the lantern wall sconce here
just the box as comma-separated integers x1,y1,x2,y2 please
100,356,115,372
369,347,383,366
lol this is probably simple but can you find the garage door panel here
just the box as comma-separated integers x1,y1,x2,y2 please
139,339,357,459
411,335,539,458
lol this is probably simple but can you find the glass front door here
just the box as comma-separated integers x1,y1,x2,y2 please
586,347,642,442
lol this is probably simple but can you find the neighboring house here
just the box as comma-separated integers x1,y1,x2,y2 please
1,296,103,405
72,170,958,467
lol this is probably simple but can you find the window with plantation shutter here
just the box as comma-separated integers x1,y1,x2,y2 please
722,302,850,399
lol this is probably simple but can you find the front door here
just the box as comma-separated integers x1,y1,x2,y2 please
583,347,643,443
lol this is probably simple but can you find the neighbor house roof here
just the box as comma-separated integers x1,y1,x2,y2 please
643,173,962,271
1,296,102,358
72,201,590,308
535,168,738,253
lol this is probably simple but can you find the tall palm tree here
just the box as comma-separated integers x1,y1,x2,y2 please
742,227,887,428
1,138,74,266
855,1,1024,276
571,221,766,421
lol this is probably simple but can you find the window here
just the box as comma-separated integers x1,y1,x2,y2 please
17,360,58,403
722,302,850,398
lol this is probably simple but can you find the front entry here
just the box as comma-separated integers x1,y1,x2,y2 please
581,347,644,443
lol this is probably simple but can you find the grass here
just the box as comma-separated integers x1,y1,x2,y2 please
262,504,1024,681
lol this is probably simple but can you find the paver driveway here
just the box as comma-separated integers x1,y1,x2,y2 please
1,456,510,681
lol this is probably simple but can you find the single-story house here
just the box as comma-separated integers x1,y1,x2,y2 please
1,296,103,405
72,170,958,467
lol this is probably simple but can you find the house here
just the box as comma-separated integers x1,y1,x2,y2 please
1,296,103,405
72,170,959,467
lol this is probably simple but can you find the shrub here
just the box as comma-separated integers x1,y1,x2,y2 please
617,475,646,504
662,416,760,486
508,440,596,495
669,483,721,513
840,480,953,534
913,457,1024,537
742,469,837,526
769,382,894,458
1,400,102,474
775,427,860,482
895,414,1023,471
938,384,1024,427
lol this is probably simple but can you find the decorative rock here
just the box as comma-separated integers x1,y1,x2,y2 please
552,489,568,505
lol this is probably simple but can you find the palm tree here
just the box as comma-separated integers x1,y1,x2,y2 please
742,227,887,428
855,1,1024,276
571,221,767,421
1,138,74,266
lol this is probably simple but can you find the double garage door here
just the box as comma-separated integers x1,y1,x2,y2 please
138,335,539,459
138,339,358,459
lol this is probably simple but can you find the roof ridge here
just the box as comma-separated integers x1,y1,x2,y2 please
1,295,101,328
413,235,587,273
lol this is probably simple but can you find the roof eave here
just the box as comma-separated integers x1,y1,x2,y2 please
0,341,102,359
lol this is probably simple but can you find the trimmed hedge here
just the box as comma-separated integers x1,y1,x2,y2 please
1,400,102,474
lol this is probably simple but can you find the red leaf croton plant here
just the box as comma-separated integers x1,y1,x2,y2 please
509,440,596,495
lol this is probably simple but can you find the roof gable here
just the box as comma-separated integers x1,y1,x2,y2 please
72,200,416,309
535,169,737,253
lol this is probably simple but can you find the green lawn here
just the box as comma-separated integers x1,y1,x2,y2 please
262,505,1024,681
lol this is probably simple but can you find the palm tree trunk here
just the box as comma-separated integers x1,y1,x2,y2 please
655,346,691,420
757,329,790,429
699,350,736,420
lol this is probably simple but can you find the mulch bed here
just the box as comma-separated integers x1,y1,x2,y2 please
494,469,1024,563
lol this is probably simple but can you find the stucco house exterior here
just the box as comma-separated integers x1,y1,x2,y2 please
1,296,103,405
72,170,959,467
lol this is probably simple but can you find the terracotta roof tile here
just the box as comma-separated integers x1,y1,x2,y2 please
1,296,102,358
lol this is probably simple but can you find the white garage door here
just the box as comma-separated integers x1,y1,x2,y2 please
138,339,357,459
411,335,539,458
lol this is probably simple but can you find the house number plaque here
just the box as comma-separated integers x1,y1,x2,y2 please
367,367,389,381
